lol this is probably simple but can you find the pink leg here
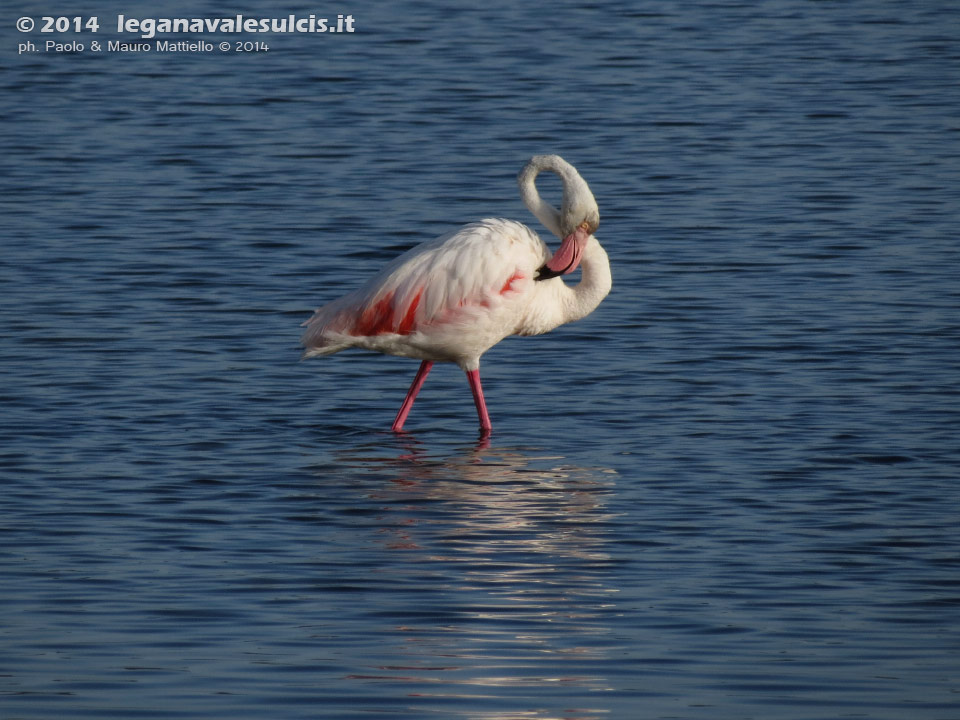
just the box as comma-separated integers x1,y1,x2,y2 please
392,360,433,432
466,369,492,434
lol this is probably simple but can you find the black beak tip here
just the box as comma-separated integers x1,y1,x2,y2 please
535,264,563,281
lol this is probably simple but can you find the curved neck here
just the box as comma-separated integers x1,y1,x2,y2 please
517,156,580,239
564,235,612,323
516,155,610,332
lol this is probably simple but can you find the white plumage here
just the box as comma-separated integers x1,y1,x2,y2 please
301,155,611,434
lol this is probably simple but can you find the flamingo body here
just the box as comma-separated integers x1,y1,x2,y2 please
302,155,611,434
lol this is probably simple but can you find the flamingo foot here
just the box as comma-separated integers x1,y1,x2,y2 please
392,360,433,432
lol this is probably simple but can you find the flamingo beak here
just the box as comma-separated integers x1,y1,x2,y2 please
536,222,592,280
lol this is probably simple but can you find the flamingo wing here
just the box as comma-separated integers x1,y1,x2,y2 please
301,219,547,357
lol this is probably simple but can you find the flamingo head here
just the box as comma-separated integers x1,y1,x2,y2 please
537,175,599,281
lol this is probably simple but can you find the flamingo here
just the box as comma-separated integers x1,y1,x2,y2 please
301,154,611,434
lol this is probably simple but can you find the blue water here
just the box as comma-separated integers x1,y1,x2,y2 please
3,1,959,718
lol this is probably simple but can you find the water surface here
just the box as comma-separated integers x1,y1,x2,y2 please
2,1,959,718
